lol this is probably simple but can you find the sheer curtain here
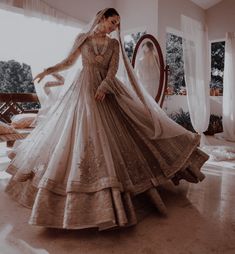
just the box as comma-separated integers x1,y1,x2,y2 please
201,33,235,161
181,15,210,145
222,32,235,141
0,0,83,107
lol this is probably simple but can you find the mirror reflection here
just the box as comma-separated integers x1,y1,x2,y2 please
134,39,160,98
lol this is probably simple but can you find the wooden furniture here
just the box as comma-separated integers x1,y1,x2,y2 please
0,93,39,123
0,93,39,146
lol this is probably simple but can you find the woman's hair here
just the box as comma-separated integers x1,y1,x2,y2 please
143,41,154,51
97,8,120,18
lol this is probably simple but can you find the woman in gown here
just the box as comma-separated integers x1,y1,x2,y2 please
136,41,160,98
5,8,209,231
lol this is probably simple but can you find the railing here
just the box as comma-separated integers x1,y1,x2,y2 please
0,93,40,123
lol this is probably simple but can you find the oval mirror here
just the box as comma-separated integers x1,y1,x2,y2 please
132,34,167,106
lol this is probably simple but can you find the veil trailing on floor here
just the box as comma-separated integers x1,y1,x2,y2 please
34,7,191,141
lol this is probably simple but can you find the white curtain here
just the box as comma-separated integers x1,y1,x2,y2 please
181,15,210,145
222,32,235,141
0,0,82,107
202,32,235,161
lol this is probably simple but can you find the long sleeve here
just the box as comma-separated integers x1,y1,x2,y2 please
97,39,120,93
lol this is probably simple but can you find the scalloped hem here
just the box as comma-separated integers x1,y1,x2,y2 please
5,179,139,230
4,143,208,231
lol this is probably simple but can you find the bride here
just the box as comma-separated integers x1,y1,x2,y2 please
5,8,209,231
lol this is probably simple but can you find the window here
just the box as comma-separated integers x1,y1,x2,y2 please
166,32,186,95
210,41,225,96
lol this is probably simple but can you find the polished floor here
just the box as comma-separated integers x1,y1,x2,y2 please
0,141,235,254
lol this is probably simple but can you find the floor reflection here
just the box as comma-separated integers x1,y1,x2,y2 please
187,165,235,228
0,141,235,253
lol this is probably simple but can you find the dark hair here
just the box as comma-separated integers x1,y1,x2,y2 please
143,41,154,51
97,8,120,18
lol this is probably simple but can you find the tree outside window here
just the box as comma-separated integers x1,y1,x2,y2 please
0,60,40,110
210,41,225,96
166,33,186,95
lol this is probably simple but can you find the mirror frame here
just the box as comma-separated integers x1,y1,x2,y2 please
132,34,169,107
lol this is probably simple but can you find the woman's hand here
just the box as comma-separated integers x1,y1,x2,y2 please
33,70,47,83
95,88,106,102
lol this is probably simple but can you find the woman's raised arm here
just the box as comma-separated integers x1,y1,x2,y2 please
33,33,84,83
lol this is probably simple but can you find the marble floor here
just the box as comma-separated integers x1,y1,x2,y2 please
0,141,235,254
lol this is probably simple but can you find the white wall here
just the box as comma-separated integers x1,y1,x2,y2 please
114,0,158,37
115,0,205,53
6,0,115,24
207,0,235,41
158,0,205,55
43,0,205,54
163,95,223,116
44,0,115,23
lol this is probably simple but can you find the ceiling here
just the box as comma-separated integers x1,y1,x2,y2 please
190,0,223,9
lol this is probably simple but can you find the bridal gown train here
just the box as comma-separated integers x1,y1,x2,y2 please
5,36,209,230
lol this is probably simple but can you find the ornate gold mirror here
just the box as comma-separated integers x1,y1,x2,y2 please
132,34,168,107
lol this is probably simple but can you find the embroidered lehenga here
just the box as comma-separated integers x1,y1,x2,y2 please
5,9,209,231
